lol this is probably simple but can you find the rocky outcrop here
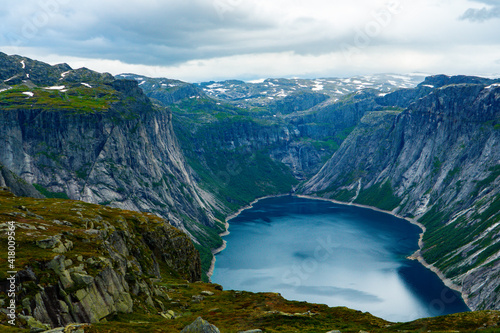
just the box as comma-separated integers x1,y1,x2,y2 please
303,78,500,310
0,190,201,328
0,163,43,198
180,317,221,333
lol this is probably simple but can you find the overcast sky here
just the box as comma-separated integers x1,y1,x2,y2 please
1,0,499,82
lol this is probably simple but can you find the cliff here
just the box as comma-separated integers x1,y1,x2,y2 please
302,78,500,310
0,53,222,248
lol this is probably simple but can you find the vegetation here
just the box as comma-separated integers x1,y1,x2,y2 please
0,84,118,113
420,195,500,276
354,181,402,211
33,184,69,199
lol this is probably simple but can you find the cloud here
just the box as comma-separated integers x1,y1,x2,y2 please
460,5,500,22
294,285,383,303
1,0,500,81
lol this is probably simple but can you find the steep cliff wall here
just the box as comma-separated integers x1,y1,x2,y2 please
0,58,220,239
303,79,500,310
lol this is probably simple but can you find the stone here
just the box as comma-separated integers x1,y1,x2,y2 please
36,235,61,249
159,310,177,320
200,291,214,296
71,272,94,287
191,295,204,303
180,317,220,333
23,315,51,332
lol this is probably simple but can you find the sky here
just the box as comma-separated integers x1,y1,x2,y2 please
1,0,499,82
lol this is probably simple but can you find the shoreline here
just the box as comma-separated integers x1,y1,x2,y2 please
206,194,289,280
207,193,469,309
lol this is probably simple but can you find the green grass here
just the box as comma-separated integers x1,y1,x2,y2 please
0,84,118,112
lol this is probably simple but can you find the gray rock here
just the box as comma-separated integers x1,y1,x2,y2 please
36,236,62,249
180,317,220,333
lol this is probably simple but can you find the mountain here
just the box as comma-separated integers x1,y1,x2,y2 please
302,77,500,311
0,53,223,270
197,74,427,108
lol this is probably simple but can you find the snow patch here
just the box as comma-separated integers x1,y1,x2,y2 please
207,83,223,89
44,85,66,90
247,78,266,84
422,84,434,88
485,83,500,89
139,81,146,86
20,60,26,69
22,92,34,97
0,88,12,93
81,83,92,88
312,81,324,91
276,90,287,97
61,71,71,78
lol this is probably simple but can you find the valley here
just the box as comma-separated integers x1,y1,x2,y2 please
0,52,499,332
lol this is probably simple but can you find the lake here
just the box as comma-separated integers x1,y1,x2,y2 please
211,196,469,322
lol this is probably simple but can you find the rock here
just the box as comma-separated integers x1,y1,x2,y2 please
70,272,94,287
326,331,342,333
200,291,214,296
84,229,99,235
238,330,263,333
180,317,220,333
21,315,50,332
159,310,177,319
191,295,204,303
36,235,62,249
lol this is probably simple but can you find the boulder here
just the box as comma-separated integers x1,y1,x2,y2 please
180,317,220,333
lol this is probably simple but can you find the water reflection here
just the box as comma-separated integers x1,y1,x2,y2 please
212,196,469,322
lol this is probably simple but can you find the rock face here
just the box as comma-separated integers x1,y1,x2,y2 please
0,53,219,239
0,163,43,198
302,78,500,310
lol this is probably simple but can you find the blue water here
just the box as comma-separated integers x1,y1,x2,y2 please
211,196,469,322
